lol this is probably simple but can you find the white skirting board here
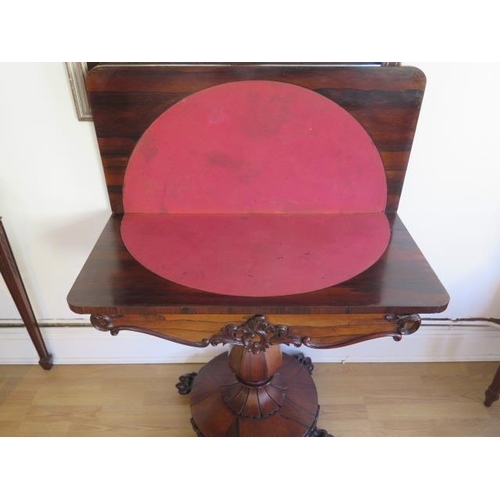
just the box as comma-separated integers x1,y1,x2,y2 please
0,320,499,365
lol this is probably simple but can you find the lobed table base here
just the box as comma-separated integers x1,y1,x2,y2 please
179,351,332,437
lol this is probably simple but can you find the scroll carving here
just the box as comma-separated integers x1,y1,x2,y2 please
89,313,422,352
301,314,422,349
210,315,302,354
90,314,211,348
302,331,402,349
385,314,422,336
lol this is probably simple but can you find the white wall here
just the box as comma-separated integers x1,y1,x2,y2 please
1,62,500,364
399,62,500,319
0,63,110,320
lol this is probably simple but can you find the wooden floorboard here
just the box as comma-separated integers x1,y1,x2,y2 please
1,361,499,437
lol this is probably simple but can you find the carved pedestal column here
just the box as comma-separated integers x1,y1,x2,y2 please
189,350,322,437
186,316,328,437
222,345,287,419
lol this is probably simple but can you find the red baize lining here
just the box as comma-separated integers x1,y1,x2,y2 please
121,81,390,296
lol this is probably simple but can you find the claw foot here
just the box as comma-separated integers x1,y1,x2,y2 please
176,372,197,395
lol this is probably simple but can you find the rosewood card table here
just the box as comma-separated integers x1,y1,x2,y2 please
67,64,449,436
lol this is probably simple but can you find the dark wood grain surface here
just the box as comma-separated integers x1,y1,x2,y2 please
86,64,425,214
67,213,449,315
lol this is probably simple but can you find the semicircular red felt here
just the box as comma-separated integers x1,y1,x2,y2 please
123,80,387,214
121,213,390,297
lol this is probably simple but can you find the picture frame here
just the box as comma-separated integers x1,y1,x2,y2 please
65,62,92,121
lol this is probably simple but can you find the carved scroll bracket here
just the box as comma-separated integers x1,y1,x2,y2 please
90,313,422,353
385,314,422,338
209,315,302,354
90,314,211,348
302,313,422,349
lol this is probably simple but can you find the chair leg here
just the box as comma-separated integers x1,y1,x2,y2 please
484,364,500,407
0,219,53,370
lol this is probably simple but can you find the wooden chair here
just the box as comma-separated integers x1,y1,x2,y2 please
67,64,449,436
485,365,500,407
0,218,53,369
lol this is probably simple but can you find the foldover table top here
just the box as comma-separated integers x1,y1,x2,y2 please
67,63,448,318
67,212,448,316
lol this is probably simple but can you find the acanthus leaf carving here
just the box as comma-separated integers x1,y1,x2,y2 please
210,314,302,354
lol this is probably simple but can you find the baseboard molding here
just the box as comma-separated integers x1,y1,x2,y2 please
0,320,499,365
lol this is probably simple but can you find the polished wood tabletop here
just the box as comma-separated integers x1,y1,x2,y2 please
67,212,449,316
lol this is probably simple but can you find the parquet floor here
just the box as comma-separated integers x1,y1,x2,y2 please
1,361,499,436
